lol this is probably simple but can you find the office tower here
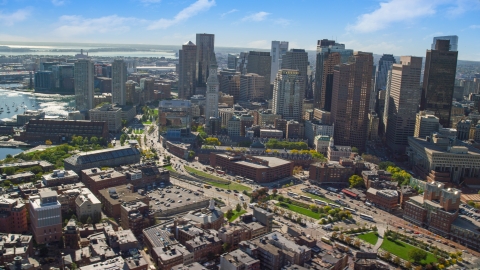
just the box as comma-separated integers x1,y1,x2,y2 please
237,52,249,74
126,80,138,105
432,35,458,51
227,53,239,70
240,73,265,101
331,52,373,151
34,71,54,92
414,111,440,138
384,56,423,152
272,69,304,121
282,49,309,99
29,191,62,244
196,33,215,88
178,41,197,99
219,69,241,101
314,40,353,110
374,54,396,91
205,54,219,120
270,41,289,84
420,39,459,128
246,51,272,99
112,59,127,105
74,59,94,111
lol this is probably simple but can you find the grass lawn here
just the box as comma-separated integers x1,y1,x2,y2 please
183,166,252,191
380,238,437,265
142,121,152,125
301,192,336,204
228,210,247,222
277,202,320,219
154,109,158,115
163,165,175,172
184,166,227,182
206,181,252,192
133,129,144,134
357,232,379,245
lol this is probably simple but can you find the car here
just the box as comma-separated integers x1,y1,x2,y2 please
233,190,239,193
234,193,238,196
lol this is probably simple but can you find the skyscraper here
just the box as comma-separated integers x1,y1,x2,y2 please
420,39,458,128
374,54,396,91
331,52,373,151
282,49,309,99
205,54,219,120
314,40,353,110
196,33,215,88
246,51,271,99
74,59,94,111
431,35,458,51
270,41,289,84
384,56,423,153
272,69,304,121
112,59,127,105
178,41,197,99
240,73,265,101
227,53,239,70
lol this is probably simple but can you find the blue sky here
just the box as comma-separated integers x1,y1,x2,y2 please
1,0,480,60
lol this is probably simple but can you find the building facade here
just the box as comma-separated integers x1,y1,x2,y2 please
205,54,219,120
178,41,197,99
29,191,62,244
112,59,127,105
270,41,289,84
272,69,304,121
196,33,215,88
246,51,272,99
74,59,94,111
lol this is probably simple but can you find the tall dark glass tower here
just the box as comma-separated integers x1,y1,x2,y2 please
420,39,458,128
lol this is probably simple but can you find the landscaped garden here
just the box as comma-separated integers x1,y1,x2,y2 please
380,237,437,265
357,232,379,245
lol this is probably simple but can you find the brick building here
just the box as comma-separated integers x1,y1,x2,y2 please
220,249,261,270
42,170,79,187
119,164,170,190
97,185,149,219
309,162,353,186
29,191,63,244
64,146,141,173
0,197,28,234
120,201,154,236
82,168,127,196
365,188,398,212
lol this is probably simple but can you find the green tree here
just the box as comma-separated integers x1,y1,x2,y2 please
349,175,364,188
378,161,395,170
236,203,242,212
204,137,221,146
243,202,248,210
226,209,234,220
408,248,427,263
222,242,231,252
2,180,11,187
90,136,98,145
5,154,13,159
351,146,359,153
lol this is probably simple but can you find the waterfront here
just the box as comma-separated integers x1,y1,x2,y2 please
0,147,27,159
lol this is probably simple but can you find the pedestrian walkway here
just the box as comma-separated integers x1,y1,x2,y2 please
373,225,386,251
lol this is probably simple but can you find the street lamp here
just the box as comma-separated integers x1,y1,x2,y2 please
61,252,65,270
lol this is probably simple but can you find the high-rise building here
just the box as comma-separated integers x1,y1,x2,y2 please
227,53,239,70
196,33,215,88
205,54,219,120
74,59,94,111
331,52,373,151
272,69,304,121
178,41,197,99
270,41,289,84
431,35,458,51
240,73,265,101
420,39,458,128
384,56,423,153
282,49,309,99
219,69,241,101
112,59,127,105
246,51,271,99
29,191,62,244
414,111,440,138
374,54,396,91
314,40,353,110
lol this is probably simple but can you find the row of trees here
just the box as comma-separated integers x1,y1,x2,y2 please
265,139,309,150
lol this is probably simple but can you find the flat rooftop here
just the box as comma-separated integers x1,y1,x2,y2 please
98,184,148,206
148,184,209,213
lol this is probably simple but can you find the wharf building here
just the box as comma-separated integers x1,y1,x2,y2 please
64,146,141,173
29,191,62,244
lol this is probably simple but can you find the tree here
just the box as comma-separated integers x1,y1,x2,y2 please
86,216,92,225
379,161,395,170
404,261,412,269
384,251,391,261
235,203,242,212
349,175,364,188
204,137,221,146
393,256,400,265
226,209,234,220
222,242,231,252
2,179,11,187
361,154,381,164
351,147,359,153
354,239,360,248
45,139,52,145
408,248,427,263
272,189,278,196
243,202,248,210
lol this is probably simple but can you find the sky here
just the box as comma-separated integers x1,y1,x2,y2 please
1,0,480,60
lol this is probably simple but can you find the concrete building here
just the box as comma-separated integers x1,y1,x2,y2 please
97,184,149,219
34,70,54,92
228,53,239,70
29,191,62,244
74,59,94,111
431,35,458,51
282,49,309,99
285,120,304,139
246,51,272,99
270,41,289,84
158,99,192,132
314,135,331,155
384,56,423,153
227,115,241,137
195,33,215,89
42,169,79,187
112,59,127,105
374,54,396,92
314,39,353,110
0,233,33,265
327,138,352,161
82,168,127,196
259,129,283,139
205,54,219,120
272,69,304,121
407,136,480,185
88,103,122,132
367,111,380,141
0,197,28,234
64,146,141,173
414,111,440,138
178,41,197,99
252,110,281,127
75,188,102,222
420,39,458,127
304,119,334,146
366,188,398,212
219,69,241,101
16,110,45,126
210,152,293,183
240,73,265,101
331,52,373,151
220,249,260,270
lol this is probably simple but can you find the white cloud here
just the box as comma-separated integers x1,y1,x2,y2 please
51,0,65,6
147,0,215,30
54,15,143,37
241,11,270,22
446,0,480,17
247,40,269,49
221,9,238,18
273,18,291,26
343,40,402,54
0,7,32,26
470,25,480,29
346,0,438,33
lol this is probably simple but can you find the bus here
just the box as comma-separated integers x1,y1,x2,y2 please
299,195,312,202
360,213,374,221
314,199,327,206
343,207,356,214
321,237,332,244
365,202,372,207
329,203,340,208
327,187,338,193
204,184,212,189
287,192,298,197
